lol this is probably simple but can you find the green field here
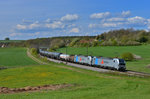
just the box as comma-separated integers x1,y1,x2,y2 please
0,48,38,67
1,63,150,99
56,45,150,73
1,47,150,99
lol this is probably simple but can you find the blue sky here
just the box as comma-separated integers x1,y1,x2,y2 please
0,0,150,40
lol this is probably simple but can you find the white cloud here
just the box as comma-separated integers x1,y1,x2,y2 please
69,28,79,33
90,12,110,19
45,18,51,23
61,14,79,21
144,29,149,32
45,21,65,29
121,11,131,17
67,24,76,28
89,22,123,28
9,33,23,37
29,23,40,29
88,24,97,28
27,32,40,36
106,17,125,22
127,16,147,25
147,19,150,23
16,24,27,30
102,23,117,27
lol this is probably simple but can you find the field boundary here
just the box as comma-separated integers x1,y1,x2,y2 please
27,48,48,65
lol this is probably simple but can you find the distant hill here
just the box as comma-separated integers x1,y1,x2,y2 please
0,40,24,43
25,36,96,49
94,28,150,46
3,29,150,48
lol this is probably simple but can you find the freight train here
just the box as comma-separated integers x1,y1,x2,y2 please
39,49,126,71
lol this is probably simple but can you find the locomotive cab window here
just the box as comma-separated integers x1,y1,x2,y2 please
119,59,125,63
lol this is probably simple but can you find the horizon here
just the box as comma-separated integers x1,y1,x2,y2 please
0,0,150,40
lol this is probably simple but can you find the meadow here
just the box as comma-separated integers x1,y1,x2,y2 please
1,63,150,99
56,45,150,73
0,48,38,67
1,47,150,99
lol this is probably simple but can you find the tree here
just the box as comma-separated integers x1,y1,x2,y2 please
138,36,148,43
5,37,10,40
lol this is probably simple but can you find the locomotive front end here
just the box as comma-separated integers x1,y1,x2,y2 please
118,59,126,71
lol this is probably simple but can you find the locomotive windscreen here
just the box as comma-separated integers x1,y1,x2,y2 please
119,59,125,63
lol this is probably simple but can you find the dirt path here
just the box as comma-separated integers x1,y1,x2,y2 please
0,84,72,94
27,48,49,65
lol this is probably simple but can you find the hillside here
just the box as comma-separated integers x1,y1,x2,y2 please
2,29,150,49
94,29,150,46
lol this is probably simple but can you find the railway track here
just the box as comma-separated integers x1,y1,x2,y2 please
126,70,150,77
41,55,150,77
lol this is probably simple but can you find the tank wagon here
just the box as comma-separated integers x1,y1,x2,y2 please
39,49,126,71
60,54,70,61
39,49,61,59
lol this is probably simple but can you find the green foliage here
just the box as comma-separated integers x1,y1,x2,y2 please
95,29,150,46
31,48,38,55
41,57,48,62
69,38,80,47
112,39,118,46
79,43,89,47
92,41,99,47
5,37,10,40
121,52,134,61
138,36,148,43
49,48,56,52
49,46,59,52
126,41,141,46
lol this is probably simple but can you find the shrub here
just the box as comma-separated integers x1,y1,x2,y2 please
121,52,134,61
138,36,148,43
42,57,48,62
92,41,98,47
31,48,38,55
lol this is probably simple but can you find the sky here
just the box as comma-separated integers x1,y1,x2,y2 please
0,0,150,40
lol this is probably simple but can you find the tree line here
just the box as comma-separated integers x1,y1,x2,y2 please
3,28,150,48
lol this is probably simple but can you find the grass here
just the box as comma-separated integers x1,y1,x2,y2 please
0,64,150,99
0,47,38,67
1,47,150,99
56,45,150,73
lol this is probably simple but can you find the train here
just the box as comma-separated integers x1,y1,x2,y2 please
39,49,126,71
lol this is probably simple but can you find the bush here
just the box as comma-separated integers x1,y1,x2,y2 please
121,52,134,61
138,36,148,43
31,48,38,55
49,46,59,52
42,57,48,62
